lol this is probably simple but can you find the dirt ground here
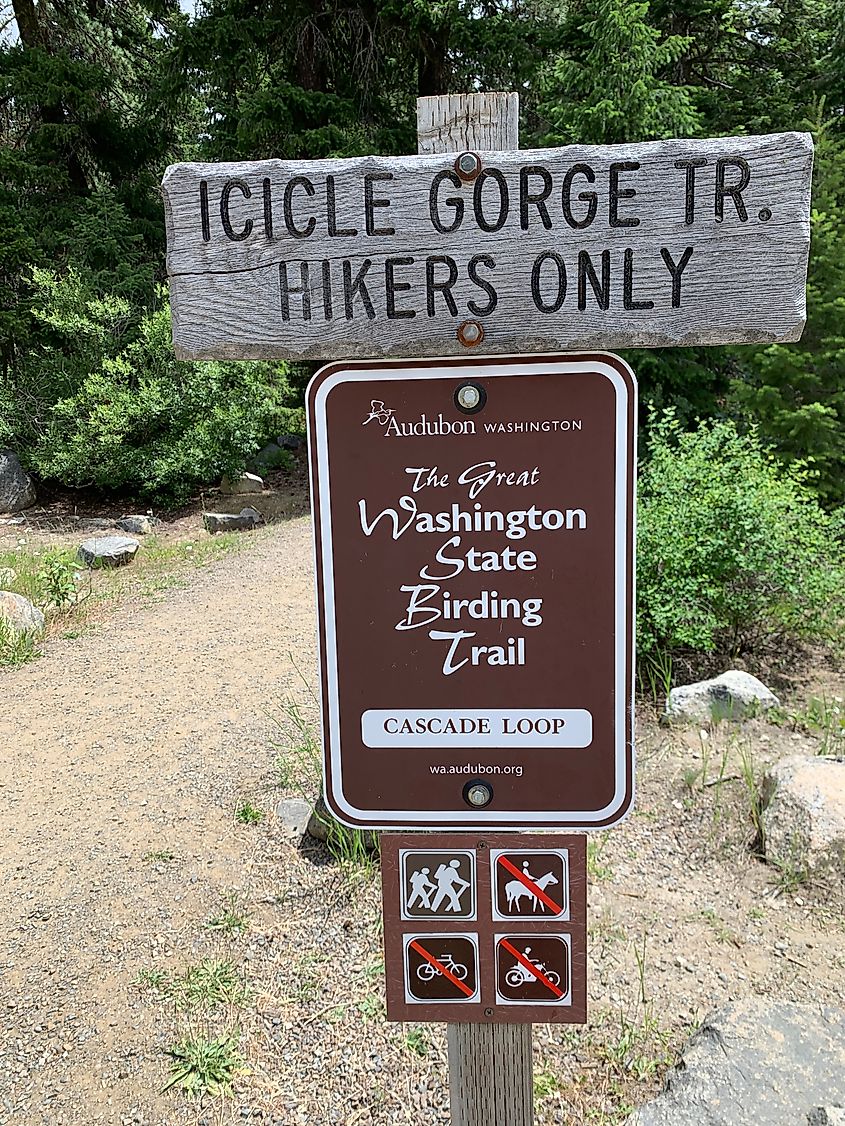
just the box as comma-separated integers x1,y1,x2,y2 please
1,499,843,1126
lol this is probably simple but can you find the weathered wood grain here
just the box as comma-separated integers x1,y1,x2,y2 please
163,131,813,361
447,1023,533,1126
417,92,519,154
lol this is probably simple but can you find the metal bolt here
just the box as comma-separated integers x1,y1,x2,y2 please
484,1007,494,1017
466,783,492,808
456,384,481,411
456,320,484,348
454,151,482,182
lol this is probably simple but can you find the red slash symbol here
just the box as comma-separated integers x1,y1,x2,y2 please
497,854,563,915
409,940,475,997
499,938,564,998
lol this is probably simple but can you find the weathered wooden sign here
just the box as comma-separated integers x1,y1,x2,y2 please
163,131,812,361
381,832,587,1024
307,352,635,830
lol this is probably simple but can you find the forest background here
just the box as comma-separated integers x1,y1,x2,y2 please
0,0,843,506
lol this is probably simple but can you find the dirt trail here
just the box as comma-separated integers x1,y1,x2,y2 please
0,517,318,1125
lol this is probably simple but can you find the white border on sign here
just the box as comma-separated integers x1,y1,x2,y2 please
399,848,477,921
490,848,570,922
403,932,480,1005
310,356,634,826
494,932,573,1006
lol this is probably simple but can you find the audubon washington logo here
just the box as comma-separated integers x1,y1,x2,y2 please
362,400,476,437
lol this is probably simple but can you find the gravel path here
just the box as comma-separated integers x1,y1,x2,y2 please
0,518,318,1125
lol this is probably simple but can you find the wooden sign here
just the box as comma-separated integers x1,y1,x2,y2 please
163,131,812,361
381,832,587,1024
307,352,635,830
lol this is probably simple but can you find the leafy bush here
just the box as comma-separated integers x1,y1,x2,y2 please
0,269,301,505
637,411,844,661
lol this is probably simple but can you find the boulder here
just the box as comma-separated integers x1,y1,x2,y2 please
78,536,140,568
626,1000,845,1126
203,507,262,534
116,515,158,536
220,471,264,495
306,795,379,852
809,1111,845,1126
0,591,44,635
665,670,779,724
278,433,303,451
247,442,289,474
761,755,845,882
275,798,313,839
0,451,36,513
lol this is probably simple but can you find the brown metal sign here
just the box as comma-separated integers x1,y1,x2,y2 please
381,832,587,1023
307,353,636,829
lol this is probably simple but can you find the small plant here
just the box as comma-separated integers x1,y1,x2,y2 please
169,959,249,1009
135,967,170,991
737,742,764,847
37,551,77,609
0,619,38,667
404,1029,430,1057
162,1031,243,1097
323,814,380,873
206,892,251,935
638,648,673,708
587,836,614,881
358,993,385,1020
143,849,176,862
700,907,740,946
534,1066,562,1098
234,801,264,825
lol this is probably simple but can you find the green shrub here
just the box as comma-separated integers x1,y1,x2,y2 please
637,410,844,660
1,269,302,506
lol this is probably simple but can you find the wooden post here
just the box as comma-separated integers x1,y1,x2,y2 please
416,91,533,1126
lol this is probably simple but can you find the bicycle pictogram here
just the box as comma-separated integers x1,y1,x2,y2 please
416,952,468,982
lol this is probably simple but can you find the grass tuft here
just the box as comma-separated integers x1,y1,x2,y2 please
162,1031,243,1098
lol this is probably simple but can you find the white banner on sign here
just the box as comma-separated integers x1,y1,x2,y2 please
361,709,593,748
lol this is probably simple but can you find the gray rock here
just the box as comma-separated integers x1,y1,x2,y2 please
808,1111,845,1126
116,515,158,536
77,536,140,568
275,798,313,838
761,755,845,882
627,1000,845,1126
665,670,779,724
0,591,44,635
203,507,262,534
306,795,379,852
0,451,36,513
220,472,264,495
78,518,115,531
247,442,289,474
278,433,303,451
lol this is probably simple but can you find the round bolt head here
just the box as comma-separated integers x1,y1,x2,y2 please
456,384,481,410
456,319,484,348
466,783,492,807
454,151,482,181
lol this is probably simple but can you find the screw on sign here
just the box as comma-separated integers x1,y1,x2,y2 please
495,935,571,1005
400,849,476,920
404,935,479,1003
492,849,569,920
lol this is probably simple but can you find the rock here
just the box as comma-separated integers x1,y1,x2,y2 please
116,515,158,536
626,1000,845,1126
278,433,303,451
664,670,779,724
809,1111,845,1126
0,591,44,634
220,472,264,495
247,442,289,474
275,799,313,838
78,518,115,531
203,508,262,534
77,536,140,568
306,795,379,852
0,451,36,513
761,755,845,882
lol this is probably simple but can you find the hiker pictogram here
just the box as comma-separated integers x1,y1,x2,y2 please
495,935,571,1004
400,849,476,920
491,849,570,920
404,934,478,1003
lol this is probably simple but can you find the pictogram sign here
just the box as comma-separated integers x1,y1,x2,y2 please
400,849,476,920
495,935,571,1005
491,848,569,920
404,934,479,1003
381,832,586,1023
